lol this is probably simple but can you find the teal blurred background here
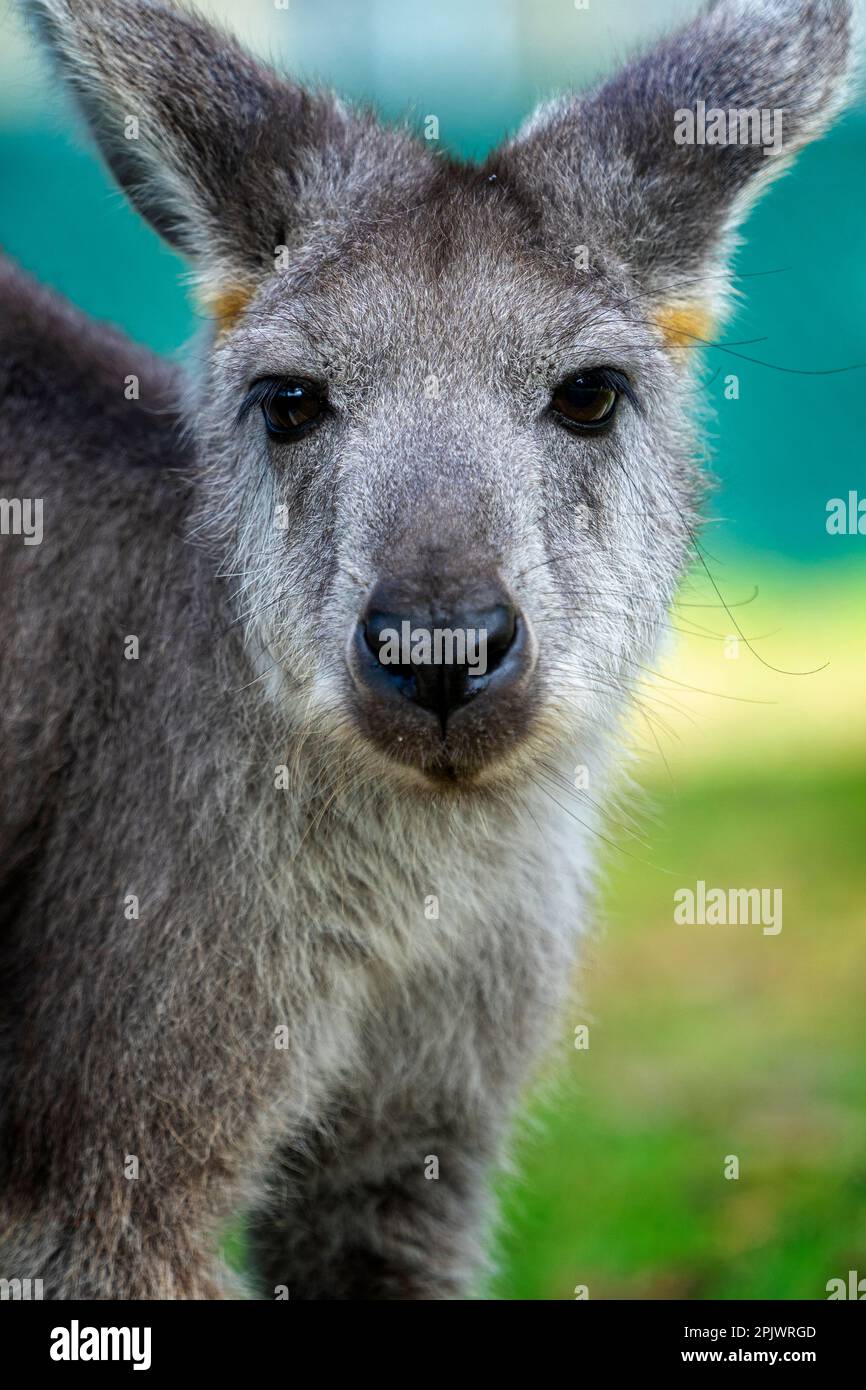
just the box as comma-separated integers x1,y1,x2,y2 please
3,0,864,1300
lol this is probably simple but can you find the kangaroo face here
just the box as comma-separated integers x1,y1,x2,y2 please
31,0,853,790
205,180,695,787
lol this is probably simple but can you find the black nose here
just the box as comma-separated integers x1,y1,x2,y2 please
355,581,524,728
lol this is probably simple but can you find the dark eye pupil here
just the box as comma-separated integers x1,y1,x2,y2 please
262,382,324,436
552,373,618,427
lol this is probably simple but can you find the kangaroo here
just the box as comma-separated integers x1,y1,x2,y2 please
0,0,854,1299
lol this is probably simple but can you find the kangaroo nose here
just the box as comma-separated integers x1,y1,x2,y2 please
355,581,524,728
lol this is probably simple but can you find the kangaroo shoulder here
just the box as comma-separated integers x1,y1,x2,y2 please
0,254,189,487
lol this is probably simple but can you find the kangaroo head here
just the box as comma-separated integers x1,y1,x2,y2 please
30,0,854,791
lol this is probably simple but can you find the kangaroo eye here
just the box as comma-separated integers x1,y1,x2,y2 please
255,378,328,440
551,370,623,431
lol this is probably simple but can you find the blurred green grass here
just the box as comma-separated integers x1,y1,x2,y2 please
491,563,866,1299
491,762,866,1300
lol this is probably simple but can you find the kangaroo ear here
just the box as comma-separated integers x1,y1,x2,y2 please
25,0,363,300
495,0,856,331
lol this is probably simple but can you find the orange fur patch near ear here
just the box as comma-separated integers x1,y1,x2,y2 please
204,285,253,335
654,303,714,352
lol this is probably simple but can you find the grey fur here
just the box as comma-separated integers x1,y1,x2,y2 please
0,0,854,1298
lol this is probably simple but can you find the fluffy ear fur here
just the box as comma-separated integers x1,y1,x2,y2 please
493,0,857,327
23,0,411,312
27,0,857,337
